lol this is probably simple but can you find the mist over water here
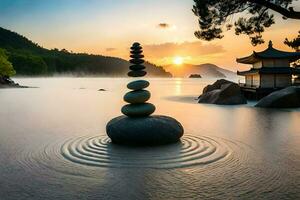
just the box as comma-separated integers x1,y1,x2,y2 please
0,78,299,199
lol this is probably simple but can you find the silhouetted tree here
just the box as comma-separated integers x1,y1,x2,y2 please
285,31,300,70
193,0,300,46
285,31,300,52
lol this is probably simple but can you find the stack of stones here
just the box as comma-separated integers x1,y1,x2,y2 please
121,43,156,117
106,42,184,146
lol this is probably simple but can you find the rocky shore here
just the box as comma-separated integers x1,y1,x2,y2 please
199,79,300,108
0,76,29,88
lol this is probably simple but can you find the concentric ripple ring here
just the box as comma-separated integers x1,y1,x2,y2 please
61,135,232,169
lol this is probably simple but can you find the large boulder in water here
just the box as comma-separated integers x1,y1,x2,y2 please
106,115,184,146
202,79,232,94
255,86,300,108
198,79,247,105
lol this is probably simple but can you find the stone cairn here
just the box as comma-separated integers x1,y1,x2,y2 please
106,42,184,146
121,42,156,117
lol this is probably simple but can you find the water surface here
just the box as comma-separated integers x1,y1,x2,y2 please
0,78,299,199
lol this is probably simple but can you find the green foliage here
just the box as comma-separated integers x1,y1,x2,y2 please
0,48,15,77
0,27,171,77
193,0,299,46
9,52,47,75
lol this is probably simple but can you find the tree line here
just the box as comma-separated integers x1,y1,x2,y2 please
0,27,171,77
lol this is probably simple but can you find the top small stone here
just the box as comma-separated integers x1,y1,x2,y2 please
130,43,143,52
132,42,141,47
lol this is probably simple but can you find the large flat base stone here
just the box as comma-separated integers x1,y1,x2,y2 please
106,115,184,146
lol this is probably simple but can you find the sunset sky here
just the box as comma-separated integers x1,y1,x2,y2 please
0,0,299,71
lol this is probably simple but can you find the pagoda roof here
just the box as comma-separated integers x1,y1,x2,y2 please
237,41,300,64
237,67,300,76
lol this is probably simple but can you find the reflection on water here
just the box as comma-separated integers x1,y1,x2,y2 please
174,78,183,95
0,78,299,199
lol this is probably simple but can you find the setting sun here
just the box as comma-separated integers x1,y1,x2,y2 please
173,56,184,65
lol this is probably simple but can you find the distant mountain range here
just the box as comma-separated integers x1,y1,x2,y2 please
164,63,236,78
0,27,171,77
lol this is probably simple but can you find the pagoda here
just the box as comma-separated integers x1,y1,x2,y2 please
237,41,300,98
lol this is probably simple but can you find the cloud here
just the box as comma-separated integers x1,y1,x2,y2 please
157,23,170,29
143,41,225,58
106,48,116,52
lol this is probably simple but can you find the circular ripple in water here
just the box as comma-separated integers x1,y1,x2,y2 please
61,135,231,169
14,134,292,198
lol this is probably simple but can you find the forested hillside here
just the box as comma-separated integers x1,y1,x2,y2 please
0,27,171,77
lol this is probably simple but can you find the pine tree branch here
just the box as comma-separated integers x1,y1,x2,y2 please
247,0,300,19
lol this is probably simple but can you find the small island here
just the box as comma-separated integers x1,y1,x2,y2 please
189,74,202,78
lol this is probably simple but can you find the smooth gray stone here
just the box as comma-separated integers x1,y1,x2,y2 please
128,71,147,77
130,46,142,51
255,86,300,108
106,115,184,145
121,103,155,117
130,58,144,65
130,54,144,59
130,65,145,71
130,50,143,54
124,90,151,104
127,80,149,90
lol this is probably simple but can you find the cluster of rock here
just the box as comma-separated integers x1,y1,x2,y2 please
0,76,27,88
255,86,300,108
198,79,300,108
198,79,247,105
106,42,184,146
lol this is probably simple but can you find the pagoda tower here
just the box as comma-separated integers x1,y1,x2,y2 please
237,41,300,98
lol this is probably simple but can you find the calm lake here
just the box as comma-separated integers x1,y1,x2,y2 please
0,78,299,199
